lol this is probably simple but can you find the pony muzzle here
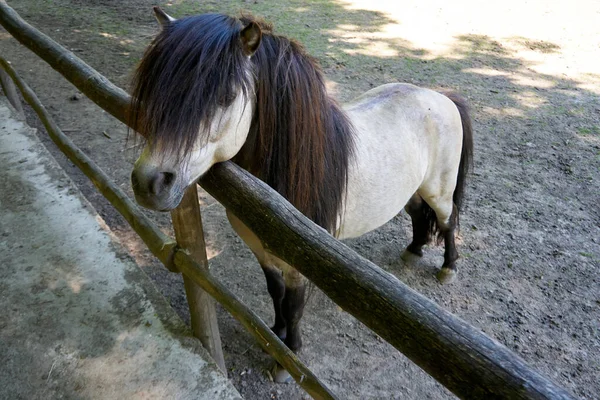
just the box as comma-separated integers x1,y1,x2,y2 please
131,164,183,211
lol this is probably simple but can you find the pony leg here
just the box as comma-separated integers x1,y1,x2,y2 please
225,211,288,337
401,193,431,262
272,265,307,383
260,263,287,340
426,196,459,284
438,206,459,284
281,269,307,352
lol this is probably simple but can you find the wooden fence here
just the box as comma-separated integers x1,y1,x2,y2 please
0,1,574,399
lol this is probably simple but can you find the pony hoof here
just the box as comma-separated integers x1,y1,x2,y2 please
271,363,293,383
437,267,457,284
401,248,422,264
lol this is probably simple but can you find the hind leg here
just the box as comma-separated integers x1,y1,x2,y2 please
423,195,459,284
437,204,459,284
401,193,431,262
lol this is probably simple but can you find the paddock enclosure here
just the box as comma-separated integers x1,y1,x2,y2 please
1,0,599,399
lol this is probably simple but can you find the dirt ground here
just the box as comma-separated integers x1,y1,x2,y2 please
2,0,599,399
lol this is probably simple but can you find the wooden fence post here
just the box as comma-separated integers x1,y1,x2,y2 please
171,185,226,374
2,60,336,398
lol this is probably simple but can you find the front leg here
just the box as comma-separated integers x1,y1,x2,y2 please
260,263,287,340
281,268,307,352
271,261,307,383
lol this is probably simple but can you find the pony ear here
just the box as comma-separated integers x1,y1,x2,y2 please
240,22,262,56
153,6,176,29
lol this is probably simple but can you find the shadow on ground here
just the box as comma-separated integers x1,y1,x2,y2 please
3,0,599,398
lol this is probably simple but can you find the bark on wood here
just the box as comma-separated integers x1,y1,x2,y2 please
0,57,176,269
171,187,226,373
0,1,227,376
0,0,129,125
199,162,574,400
0,56,335,399
0,64,24,115
173,250,338,400
0,3,575,398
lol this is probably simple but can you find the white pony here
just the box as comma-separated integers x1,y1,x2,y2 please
130,8,473,382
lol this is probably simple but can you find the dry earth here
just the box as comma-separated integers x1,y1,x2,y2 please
2,0,599,399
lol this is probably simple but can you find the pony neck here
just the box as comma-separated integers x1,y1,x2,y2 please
233,30,355,233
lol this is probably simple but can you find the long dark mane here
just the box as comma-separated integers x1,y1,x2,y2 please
234,16,355,233
130,14,253,158
131,13,355,233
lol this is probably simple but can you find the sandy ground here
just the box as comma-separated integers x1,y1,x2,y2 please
2,0,599,398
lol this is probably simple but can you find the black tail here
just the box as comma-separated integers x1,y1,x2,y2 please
421,92,474,242
445,92,474,212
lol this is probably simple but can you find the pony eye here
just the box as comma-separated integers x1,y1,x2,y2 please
217,92,237,107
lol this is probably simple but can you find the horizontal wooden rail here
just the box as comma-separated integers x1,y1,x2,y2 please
0,2,574,398
0,0,129,124
0,57,176,268
0,56,336,400
200,163,573,400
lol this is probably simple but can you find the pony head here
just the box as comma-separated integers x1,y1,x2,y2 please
130,8,261,211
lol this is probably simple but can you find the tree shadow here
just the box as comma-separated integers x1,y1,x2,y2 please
4,0,599,398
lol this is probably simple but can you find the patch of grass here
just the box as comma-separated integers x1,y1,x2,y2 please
165,0,402,76
521,39,561,54
577,126,600,136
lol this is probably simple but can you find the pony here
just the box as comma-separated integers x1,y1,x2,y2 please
130,8,473,382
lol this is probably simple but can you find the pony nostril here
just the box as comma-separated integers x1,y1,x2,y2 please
149,171,176,196
162,171,175,187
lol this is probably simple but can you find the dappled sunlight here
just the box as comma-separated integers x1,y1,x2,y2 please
510,75,556,90
337,37,399,57
464,68,556,89
118,230,163,269
576,74,600,95
42,262,88,295
326,22,415,58
68,277,85,294
510,91,548,110
98,32,135,46
480,105,526,118
205,242,223,261
325,79,340,96
333,0,599,90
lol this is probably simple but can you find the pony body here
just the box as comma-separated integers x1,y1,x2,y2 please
130,9,473,383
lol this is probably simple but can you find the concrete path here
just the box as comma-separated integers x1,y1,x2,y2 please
0,96,241,400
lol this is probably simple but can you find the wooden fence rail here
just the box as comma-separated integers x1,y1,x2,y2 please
0,1,575,398
0,56,336,400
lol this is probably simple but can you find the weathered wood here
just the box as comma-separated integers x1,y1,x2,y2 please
171,187,226,373
0,63,23,115
0,1,227,375
0,57,336,399
0,3,575,398
199,162,574,400
0,0,130,125
173,250,338,400
0,57,176,268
